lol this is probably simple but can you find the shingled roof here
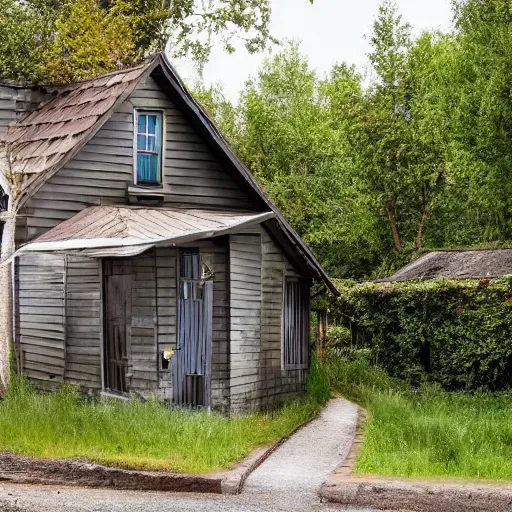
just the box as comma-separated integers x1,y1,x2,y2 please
380,249,512,282
5,61,152,198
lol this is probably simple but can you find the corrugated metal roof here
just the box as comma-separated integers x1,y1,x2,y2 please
17,206,274,256
379,249,512,282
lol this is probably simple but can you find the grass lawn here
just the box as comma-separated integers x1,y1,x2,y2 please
328,354,512,481
0,365,329,474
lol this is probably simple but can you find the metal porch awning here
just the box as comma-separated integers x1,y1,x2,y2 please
16,206,274,258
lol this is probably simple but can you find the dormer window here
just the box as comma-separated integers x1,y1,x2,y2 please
135,110,163,186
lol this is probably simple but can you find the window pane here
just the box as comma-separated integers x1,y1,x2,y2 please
137,153,159,182
182,252,200,280
148,115,157,135
138,114,146,134
137,134,147,151
147,134,156,152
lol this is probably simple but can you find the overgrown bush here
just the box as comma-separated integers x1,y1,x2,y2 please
326,325,352,349
335,277,512,392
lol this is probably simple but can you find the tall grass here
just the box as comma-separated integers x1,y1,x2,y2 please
0,372,326,474
328,352,512,481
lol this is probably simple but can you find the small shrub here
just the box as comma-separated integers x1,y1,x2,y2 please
326,325,352,349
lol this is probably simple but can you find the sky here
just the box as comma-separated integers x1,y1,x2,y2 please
174,0,453,102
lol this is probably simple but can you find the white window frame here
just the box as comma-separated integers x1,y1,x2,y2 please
133,108,165,187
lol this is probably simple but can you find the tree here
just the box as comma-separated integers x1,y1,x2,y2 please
196,44,384,277
0,0,278,83
346,1,447,253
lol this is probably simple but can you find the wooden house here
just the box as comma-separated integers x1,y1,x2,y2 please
0,53,336,414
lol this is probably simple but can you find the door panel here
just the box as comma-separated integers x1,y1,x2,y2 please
104,273,132,393
173,251,213,408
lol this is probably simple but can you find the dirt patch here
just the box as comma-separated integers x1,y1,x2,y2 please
321,475,512,511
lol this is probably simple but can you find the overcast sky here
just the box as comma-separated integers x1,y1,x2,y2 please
174,0,453,101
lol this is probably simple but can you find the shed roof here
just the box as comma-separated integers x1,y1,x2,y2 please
17,206,274,258
379,249,512,282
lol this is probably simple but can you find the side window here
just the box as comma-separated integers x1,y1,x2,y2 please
282,278,309,370
135,110,163,186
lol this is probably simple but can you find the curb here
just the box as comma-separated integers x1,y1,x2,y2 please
320,405,512,511
0,453,222,493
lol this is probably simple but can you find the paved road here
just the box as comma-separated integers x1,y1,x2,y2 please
0,399,377,511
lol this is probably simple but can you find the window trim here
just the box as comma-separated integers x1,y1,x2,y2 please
133,108,165,187
281,276,309,371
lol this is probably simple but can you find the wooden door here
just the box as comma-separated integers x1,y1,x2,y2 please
172,251,213,408
104,273,132,393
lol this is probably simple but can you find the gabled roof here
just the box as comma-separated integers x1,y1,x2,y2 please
5,53,337,294
380,249,512,282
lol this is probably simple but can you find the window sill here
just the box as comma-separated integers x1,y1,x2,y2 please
128,185,170,197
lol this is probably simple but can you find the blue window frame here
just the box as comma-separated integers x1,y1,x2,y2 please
136,111,163,185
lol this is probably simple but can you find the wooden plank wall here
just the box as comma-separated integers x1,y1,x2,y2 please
20,75,257,245
155,247,177,399
65,256,102,389
260,229,307,410
16,253,66,385
229,234,262,413
208,239,230,414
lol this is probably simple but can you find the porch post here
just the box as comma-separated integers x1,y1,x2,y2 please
316,309,328,362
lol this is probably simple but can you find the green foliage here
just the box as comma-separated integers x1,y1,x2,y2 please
0,0,277,83
326,325,352,349
328,355,512,480
198,0,512,279
336,277,512,391
0,374,324,473
40,0,135,82
306,354,331,405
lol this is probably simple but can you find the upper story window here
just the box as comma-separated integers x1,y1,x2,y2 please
135,110,163,186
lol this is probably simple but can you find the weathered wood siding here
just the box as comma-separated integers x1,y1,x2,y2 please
260,229,307,410
16,253,66,384
65,256,102,389
229,234,262,413
20,74,258,244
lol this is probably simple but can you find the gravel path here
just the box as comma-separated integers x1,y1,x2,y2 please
0,398,371,512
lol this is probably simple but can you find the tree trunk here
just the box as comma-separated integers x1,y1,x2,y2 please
415,207,429,251
0,212,16,397
386,206,402,252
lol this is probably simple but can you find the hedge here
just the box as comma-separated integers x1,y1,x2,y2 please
330,277,512,392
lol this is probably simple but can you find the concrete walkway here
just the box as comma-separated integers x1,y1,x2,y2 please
243,397,360,504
